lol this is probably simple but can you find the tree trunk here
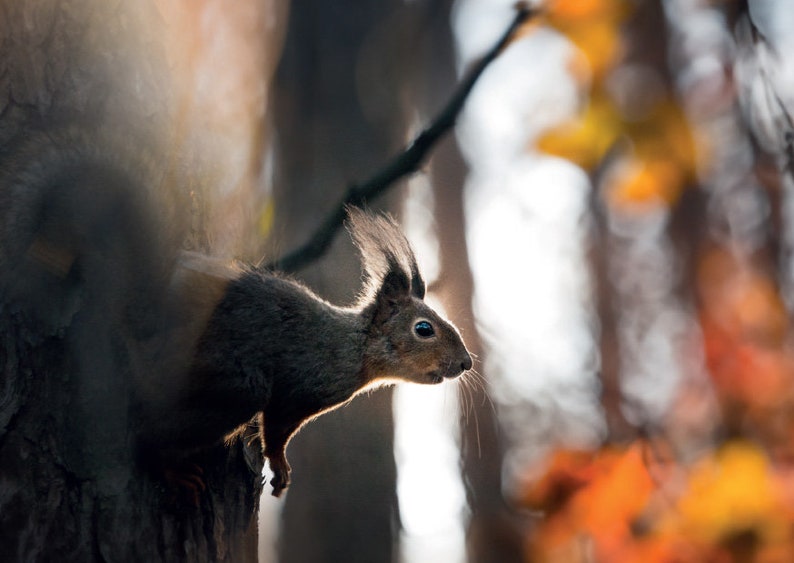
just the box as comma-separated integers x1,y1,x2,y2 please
432,136,525,563
270,1,413,561
0,2,265,560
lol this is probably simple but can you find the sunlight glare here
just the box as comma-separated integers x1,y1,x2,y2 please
395,179,467,563
395,384,466,563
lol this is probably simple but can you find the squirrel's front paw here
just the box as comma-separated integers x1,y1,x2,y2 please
270,468,290,497
268,453,291,497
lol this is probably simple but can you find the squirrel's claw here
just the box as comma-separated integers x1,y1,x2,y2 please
270,471,290,497
268,453,291,497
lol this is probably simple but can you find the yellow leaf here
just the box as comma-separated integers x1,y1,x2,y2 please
673,442,789,546
564,19,625,79
603,100,697,211
536,95,622,170
257,198,275,237
542,0,633,79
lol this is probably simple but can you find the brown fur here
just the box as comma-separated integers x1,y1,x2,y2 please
164,208,472,496
0,130,471,498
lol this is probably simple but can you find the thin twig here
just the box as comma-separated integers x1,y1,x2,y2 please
743,11,794,176
268,3,536,272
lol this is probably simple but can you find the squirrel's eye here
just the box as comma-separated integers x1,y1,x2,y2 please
414,320,435,338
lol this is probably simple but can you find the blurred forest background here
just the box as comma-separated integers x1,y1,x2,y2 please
6,0,794,561
265,0,794,561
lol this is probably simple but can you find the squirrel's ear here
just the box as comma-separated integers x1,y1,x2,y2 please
411,272,425,300
372,267,411,324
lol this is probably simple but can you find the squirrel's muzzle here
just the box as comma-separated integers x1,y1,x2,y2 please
443,352,472,379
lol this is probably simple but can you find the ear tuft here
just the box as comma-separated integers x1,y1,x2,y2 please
345,206,425,302
411,272,425,300
380,262,411,299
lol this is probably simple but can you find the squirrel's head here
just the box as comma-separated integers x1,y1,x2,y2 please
347,207,472,385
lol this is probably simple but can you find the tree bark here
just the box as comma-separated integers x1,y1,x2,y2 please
0,2,264,560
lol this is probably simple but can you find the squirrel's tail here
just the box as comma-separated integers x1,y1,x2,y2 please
0,125,194,478
0,128,185,336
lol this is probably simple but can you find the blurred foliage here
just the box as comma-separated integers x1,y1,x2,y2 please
519,0,794,560
543,0,632,80
537,0,697,213
521,440,794,562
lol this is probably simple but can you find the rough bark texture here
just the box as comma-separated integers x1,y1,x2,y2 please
0,2,263,561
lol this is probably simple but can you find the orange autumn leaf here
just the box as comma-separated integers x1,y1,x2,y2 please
695,247,794,407
569,444,656,552
542,0,633,79
526,444,661,562
520,448,598,513
544,0,631,23
702,325,792,410
733,279,789,343
698,251,788,345
605,156,685,210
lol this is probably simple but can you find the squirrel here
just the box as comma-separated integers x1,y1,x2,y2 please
0,128,472,498
158,207,473,497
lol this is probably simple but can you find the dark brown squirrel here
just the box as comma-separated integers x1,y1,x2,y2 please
168,207,472,497
0,129,472,498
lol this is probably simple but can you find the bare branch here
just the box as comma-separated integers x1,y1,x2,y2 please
741,10,794,176
268,3,536,272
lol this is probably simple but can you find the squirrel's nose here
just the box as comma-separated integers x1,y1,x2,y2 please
461,353,473,372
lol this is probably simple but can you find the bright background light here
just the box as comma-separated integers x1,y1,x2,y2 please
394,2,605,561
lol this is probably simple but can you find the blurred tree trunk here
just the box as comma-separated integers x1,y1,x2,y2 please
433,139,525,563
591,0,676,441
408,2,525,561
270,1,411,561
0,2,265,560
